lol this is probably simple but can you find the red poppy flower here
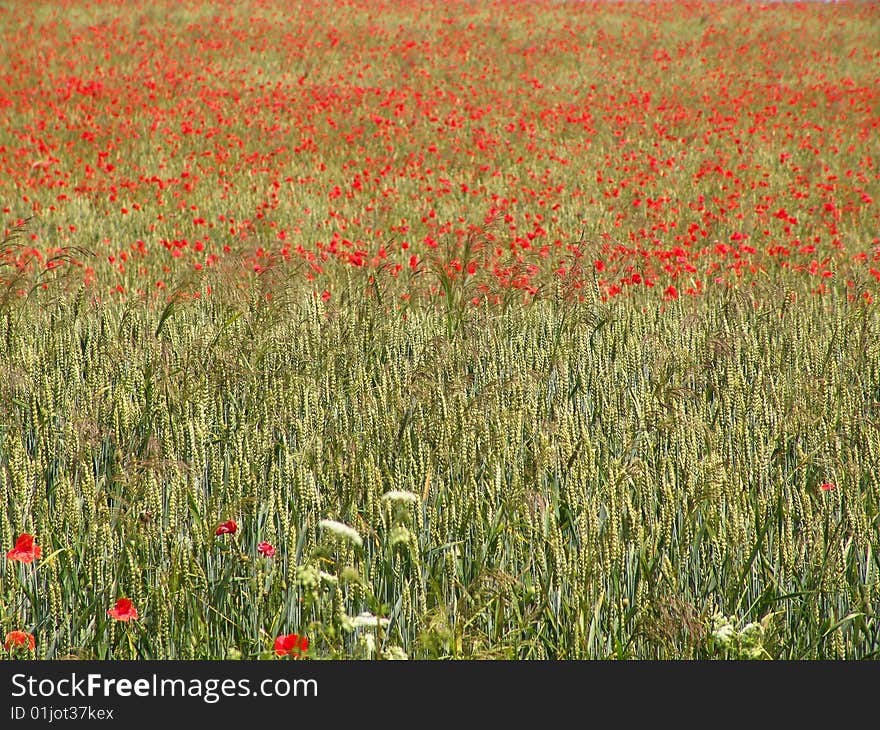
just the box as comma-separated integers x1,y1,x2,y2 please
6,533,42,564
257,541,276,558
274,633,309,657
215,520,238,536
819,482,836,492
4,630,35,651
107,598,139,622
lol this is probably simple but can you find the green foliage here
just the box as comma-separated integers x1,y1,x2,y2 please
1,278,879,659
0,0,878,661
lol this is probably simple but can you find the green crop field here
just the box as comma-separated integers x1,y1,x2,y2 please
1,0,879,659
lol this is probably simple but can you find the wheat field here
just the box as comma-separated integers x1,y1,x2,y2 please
1,0,879,659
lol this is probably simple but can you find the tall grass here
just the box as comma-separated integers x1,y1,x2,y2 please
1,269,878,659
1,0,878,659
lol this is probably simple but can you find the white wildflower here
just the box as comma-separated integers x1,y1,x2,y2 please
319,519,363,548
381,490,420,504
711,614,736,646
351,611,390,629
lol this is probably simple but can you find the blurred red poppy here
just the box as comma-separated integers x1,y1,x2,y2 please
107,598,139,622
4,630,35,651
215,520,238,536
274,633,308,657
6,533,42,564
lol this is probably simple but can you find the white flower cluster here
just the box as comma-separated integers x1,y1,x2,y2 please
380,490,420,504
710,613,769,660
351,611,390,629
319,519,363,548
